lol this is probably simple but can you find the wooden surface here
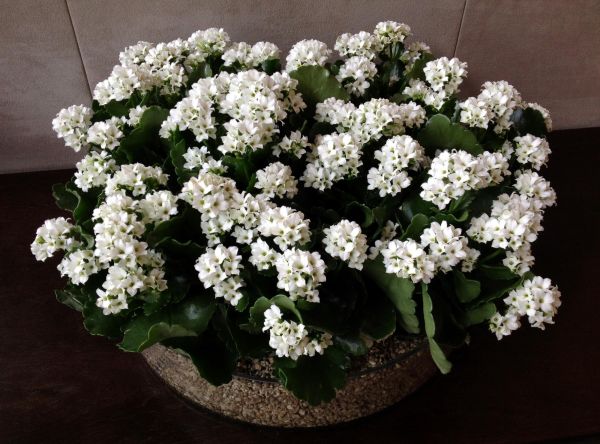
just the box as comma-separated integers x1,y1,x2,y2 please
1,128,599,443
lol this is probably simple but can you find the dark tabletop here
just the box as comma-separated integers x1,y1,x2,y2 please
1,128,599,444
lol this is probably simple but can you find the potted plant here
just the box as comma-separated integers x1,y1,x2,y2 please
32,21,560,426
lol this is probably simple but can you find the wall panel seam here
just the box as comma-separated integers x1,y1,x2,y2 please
453,0,469,57
64,0,92,97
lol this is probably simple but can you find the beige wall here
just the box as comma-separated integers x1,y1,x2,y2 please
1,0,599,174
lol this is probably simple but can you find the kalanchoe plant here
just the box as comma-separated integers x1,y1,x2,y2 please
33,21,561,405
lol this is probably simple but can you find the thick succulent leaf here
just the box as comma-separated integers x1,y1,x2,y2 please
422,283,452,374
83,303,127,339
361,292,396,340
117,106,169,163
462,302,497,327
290,65,349,107
510,107,548,137
119,294,216,352
363,258,419,334
163,332,237,386
417,114,483,156
453,270,481,303
275,347,347,405
401,213,429,241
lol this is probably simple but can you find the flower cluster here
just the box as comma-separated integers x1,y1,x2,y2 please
381,221,471,283
421,150,510,209
263,305,332,360
404,57,467,110
490,276,561,339
323,220,368,270
195,245,244,306
367,135,426,196
35,20,561,403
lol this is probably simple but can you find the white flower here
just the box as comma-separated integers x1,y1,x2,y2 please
374,21,411,46
286,39,331,71
258,206,311,250
105,163,168,197
195,245,242,289
31,217,78,261
223,41,280,68
467,193,544,251
262,304,332,360
213,275,245,306
461,246,480,273
124,105,148,127
420,221,468,273
273,131,310,158
138,190,179,224
57,249,100,285
182,146,226,174
74,151,116,192
52,105,93,152
249,238,279,270
367,135,425,197
513,170,556,209
187,28,230,58
323,220,368,270
336,56,377,96
315,98,356,127
335,31,380,59
423,57,467,94
503,243,534,275
513,134,551,170
496,276,561,335
301,133,362,190
275,249,326,302
380,239,435,283
421,150,509,210
459,97,492,129
368,221,399,259
255,162,298,199
489,309,520,340
87,118,124,151
477,81,522,133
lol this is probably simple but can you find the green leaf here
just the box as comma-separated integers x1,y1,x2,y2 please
363,258,419,334
275,347,347,405
119,294,216,352
290,65,349,107
271,294,303,322
248,294,303,331
417,114,483,156
400,193,438,223
428,337,452,374
479,264,519,280
212,307,268,358
168,138,194,183
117,106,169,163
401,213,429,241
462,302,497,327
453,270,481,303
404,52,434,82
55,286,87,312
83,303,126,339
345,202,374,228
334,334,369,356
163,332,237,386
361,292,396,340
510,107,548,137
422,283,452,374
52,183,78,212
260,58,281,75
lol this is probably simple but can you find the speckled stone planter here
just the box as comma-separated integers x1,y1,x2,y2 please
142,338,436,427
